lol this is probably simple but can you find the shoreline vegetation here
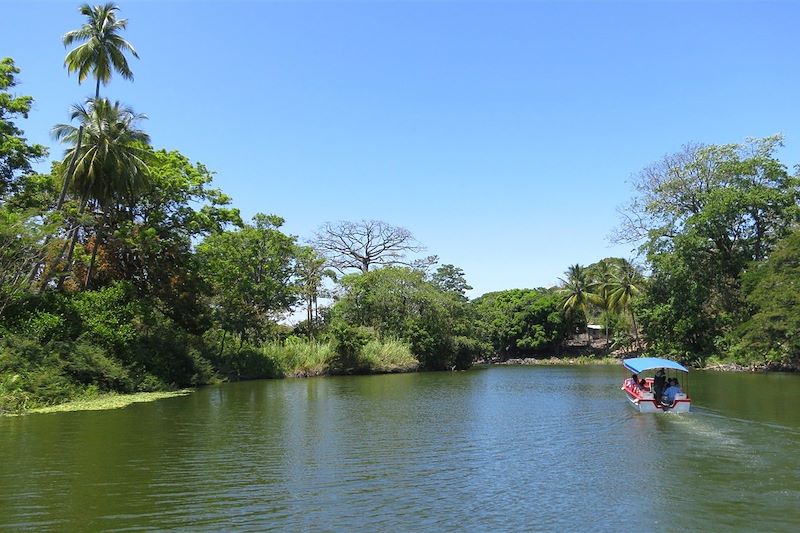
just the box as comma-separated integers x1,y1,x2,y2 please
5,349,796,417
3,5,800,416
7,354,788,416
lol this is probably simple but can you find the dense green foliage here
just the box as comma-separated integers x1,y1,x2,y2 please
332,267,490,370
730,230,800,366
472,289,572,356
626,137,800,365
197,214,297,345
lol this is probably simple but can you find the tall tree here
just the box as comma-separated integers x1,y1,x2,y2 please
1,58,50,299
333,266,475,370
53,99,149,207
63,3,138,100
733,229,800,366
619,136,800,363
472,288,571,357
50,98,150,289
312,220,424,273
558,264,598,345
86,147,241,330
588,259,616,343
606,259,643,348
431,264,472,300
197,214,298,350
58,3,138,211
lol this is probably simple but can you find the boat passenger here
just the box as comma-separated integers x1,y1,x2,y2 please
653,369,667,401
638,378,647,390
627,374,639,390
664,379,682,403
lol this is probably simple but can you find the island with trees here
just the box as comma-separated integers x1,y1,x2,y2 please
2,4,799,414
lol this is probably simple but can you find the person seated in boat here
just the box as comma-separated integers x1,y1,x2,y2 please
627,373,639,390
663,378,683,404
638,377,648,390
653,369,667,400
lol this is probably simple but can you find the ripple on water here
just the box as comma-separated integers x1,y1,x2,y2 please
3,367,800,531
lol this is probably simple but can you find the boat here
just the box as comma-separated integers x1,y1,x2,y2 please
621,357,691,413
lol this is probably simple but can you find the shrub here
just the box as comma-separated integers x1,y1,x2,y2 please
450,335,491,370
23,311,66,344
62,341,132,391
70,282,140,353
329,323,372,374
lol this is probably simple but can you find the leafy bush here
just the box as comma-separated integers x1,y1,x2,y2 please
70,281,140,353
450,335,491,370
62,341,132,391
329,322,372,374
23,311,66,344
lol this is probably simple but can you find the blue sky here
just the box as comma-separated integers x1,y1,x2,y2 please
4,0,800,297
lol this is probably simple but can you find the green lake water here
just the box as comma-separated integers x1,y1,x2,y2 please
2,366,800,531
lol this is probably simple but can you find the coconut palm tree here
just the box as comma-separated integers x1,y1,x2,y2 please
607,259,644,349
590,259,615,343
54,99,150,206
57,3,138,211
50,98,150,288
559,264,600,345
63,3,138,100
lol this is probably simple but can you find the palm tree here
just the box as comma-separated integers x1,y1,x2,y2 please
57,3,138,211
63,3,139,100
590,260,615,344
33,4,139,289
559,264,600,345
54,99,150,205
50,98,150,288
607,259,644,349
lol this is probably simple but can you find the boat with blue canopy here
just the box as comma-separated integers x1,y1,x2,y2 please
621,357,691,413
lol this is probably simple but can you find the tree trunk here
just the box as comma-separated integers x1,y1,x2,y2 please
55,225,82,291
84,227,102,290
37,199,87,293
55,125,83,210
54,198,90,291
218,330,227,358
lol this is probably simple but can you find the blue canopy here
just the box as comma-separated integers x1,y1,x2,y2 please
623,357,689,374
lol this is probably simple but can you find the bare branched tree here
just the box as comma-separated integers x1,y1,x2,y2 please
312,220,425,273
